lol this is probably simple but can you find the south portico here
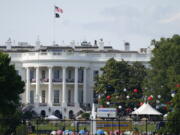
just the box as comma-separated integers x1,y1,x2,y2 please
23,62,90,118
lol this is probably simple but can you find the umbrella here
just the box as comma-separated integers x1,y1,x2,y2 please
104,131,108,135
56,130,63,135
64,130,73,135
114,130,120,134
50,131,56,135
96,129,104,134
79,130,86,134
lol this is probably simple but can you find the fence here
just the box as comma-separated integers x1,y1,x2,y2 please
0,119,180,135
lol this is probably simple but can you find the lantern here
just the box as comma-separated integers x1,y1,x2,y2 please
133,89,138,93
148,96,153,101
123,88,127,92
157,95,161,99
156,100,160,104
106,96,111,100
171,93,175,97
176,84,180,88
106,101,110,105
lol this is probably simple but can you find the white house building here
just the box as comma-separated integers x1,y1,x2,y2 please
0,39,152,119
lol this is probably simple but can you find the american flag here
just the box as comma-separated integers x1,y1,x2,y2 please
55,6,63,13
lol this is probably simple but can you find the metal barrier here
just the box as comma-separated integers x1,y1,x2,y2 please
25,119,179,135
0,119,179,135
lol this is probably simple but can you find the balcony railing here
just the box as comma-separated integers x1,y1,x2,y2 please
67,102,75,106
52,78,62,82
39,103,47,106
78,79,83,83
66,78,74,83
30,78,36,83
53,103,61,106
40,78,49,83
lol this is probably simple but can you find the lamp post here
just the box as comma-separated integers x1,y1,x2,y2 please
118,105,122,135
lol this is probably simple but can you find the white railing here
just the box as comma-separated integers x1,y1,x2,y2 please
12,51,151,62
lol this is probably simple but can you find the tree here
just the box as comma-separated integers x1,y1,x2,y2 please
144,35,180,134
0,52,25,134
94,58,147,115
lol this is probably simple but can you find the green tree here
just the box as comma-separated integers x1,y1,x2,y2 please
0,52,25,134
94,58,146,115
144,35,180,134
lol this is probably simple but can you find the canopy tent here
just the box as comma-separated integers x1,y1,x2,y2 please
131,103,162,115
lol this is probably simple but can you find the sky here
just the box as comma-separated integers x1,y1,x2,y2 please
0,0,180,50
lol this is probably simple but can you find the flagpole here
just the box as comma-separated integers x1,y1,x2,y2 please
53,5,56,45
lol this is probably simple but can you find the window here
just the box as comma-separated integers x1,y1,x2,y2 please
54,90,59,103
68,90,71,103
54,69,60,80
93,70,99,81
42,90,46,103
78,69,83,82
30,90,34,104
16,70,19,75
30,70,34,80
68,70,72,79
41,70,45,79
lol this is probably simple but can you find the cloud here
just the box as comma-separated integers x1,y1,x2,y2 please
159,12,180,23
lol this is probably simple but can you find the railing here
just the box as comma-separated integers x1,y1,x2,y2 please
53,103,61,106
66,79,75,83
39,103,47,106
21,52,151,62
68,103,75,106
40,78,49,83
52,78,62,82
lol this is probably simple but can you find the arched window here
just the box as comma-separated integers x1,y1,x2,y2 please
54,110,62,119
69,110,74,119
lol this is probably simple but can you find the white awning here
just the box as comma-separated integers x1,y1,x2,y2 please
131,103,162,115
45,115,59,120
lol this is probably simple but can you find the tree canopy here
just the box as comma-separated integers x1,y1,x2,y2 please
0,52,25,134
144,35,180,110
144,35,180,134
94,58,147,115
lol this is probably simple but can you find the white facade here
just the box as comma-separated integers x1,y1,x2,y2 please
0,40,152,118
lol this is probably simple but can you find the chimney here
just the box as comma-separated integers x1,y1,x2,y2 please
5,38,12,50
35,36,41,50
124,42,130,51
94,40,97,46
98,38,104,50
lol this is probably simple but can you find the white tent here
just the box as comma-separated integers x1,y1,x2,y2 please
131,103,162,115
45,115,59,120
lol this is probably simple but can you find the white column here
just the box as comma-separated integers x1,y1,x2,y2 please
48,66,52,106
74,67,79,106
83,67,87,104
62,66,67,106
26,67,30,103
35,67,40,103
